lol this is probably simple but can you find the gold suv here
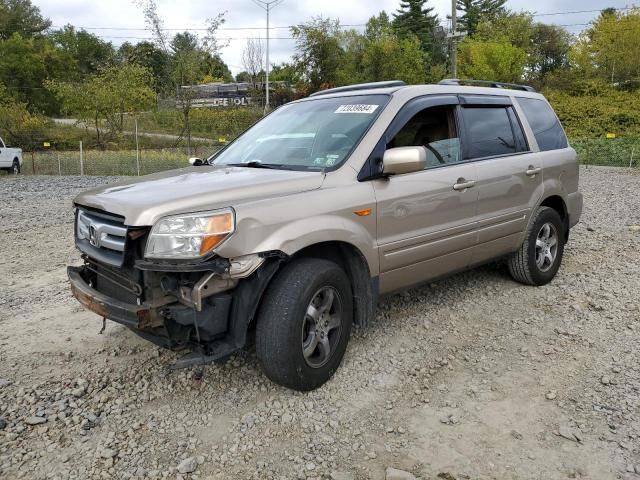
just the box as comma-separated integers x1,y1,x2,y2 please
68,79,583,390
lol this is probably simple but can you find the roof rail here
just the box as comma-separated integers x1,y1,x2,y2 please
309,80,407,97
438,79,536,92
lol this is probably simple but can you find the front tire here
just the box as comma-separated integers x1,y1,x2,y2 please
508,206,565,286
256,258,353,391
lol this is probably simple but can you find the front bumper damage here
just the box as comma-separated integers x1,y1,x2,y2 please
67,252,284,368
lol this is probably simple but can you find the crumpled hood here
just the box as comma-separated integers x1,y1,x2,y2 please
74,165,325,226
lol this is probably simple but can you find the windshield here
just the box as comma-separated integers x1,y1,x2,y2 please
211,94,388,170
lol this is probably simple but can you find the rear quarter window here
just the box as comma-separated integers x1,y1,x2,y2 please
517,97,568,151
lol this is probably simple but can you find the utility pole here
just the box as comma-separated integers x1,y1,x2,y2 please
250,0,284,112
451,0,457,78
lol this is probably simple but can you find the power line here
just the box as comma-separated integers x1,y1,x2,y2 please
25,6,636,34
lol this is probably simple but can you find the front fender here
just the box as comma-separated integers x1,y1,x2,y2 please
216,182,379,275
253,215,379,275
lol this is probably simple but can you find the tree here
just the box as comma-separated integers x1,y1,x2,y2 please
361,35,426,84
117,41,170,93
241,37,265,86
47,64,155,146
49,25,114,78
0,33,68,114
392,0,443,63
365,11,393,40
457,0,507,36
571,8,640,85
135,0,229,152
531,24,573,78
0,82,48,149
291,17,344,90
457,39,527,82
0,0,51,40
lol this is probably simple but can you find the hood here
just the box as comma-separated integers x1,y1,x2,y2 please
74,165,325,226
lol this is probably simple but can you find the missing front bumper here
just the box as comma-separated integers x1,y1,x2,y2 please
68,265,151,329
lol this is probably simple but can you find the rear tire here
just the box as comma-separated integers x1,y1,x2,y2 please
256,258,353,391
508,206,565,286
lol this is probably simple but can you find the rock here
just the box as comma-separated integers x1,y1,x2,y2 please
386,467,416,480
100,448,117,459
0,418,7,430
177,457,198,474
546,391,557,400
601,375,611,385
25,416,46,425
556,426,582,443
0,378,11,388
330,472,355,480
282,413,293,424
72,387,85,398
628,225,640,232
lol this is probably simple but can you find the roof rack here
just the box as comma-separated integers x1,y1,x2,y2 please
309,80,407,97
438,79,536,92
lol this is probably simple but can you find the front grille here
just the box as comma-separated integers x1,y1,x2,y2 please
76,209,128,267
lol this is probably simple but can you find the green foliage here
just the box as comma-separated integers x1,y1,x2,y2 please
545,83,640,138
457,39,527,82
360,35,426,84
47,64,156,145
456,0,507,36
473,13,573,82
571,8,640,85
0,82,48,149
49,26,115,77
291,18,344,89
117,41,170,93
0,0,51,40
392,0,443,63
0,33,69,114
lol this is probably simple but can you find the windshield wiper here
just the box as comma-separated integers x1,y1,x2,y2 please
227,161,281,169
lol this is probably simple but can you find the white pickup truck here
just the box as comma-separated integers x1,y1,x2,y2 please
0,136,23,174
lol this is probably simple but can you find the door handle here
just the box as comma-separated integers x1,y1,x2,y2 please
526,166,541,176
453,179,475,191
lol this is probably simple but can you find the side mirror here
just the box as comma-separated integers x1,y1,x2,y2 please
189,157,203,166
382,146,427,175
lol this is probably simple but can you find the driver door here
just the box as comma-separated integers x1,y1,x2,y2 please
372,96,479,293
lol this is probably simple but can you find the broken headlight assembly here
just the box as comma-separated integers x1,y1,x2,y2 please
145,208,235,260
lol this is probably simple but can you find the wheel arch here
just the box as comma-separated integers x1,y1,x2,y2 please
292,240,378,328
539,194,569,239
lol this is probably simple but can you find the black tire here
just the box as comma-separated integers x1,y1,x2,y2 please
508,206,565,286
12,160,20,175
256,258,353,391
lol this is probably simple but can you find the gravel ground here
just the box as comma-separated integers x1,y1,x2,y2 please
0,167,639,480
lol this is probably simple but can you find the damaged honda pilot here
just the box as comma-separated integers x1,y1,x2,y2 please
69,80,582,391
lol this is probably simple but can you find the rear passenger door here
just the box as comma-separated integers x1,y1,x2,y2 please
458,95,543,266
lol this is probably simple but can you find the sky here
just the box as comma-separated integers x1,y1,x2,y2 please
35,0,633,75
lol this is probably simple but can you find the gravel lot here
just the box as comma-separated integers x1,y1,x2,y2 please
0,167,639,480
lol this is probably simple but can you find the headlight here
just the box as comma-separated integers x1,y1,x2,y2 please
145,208,235,260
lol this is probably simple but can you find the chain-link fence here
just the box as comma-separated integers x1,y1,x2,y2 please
571,138,639,168
12,137,640,176
20,145,218,176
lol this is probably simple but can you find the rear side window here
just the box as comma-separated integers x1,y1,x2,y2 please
517,97,568,151
461,107,524,159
